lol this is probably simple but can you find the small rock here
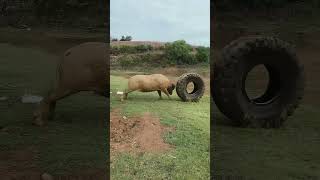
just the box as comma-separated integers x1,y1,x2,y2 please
123,116,127,120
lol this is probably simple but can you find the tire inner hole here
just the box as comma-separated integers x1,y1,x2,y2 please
245,64,270,103
186,82,196,94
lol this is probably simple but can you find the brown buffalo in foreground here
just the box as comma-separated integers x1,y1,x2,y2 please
33,42,109,126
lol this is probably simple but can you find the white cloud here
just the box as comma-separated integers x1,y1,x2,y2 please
111,0,210,46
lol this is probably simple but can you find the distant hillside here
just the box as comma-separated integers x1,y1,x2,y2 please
111,40,209,69
111,41,202,49
111,41,165,48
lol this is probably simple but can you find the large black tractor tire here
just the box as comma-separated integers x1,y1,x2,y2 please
176,73,205,102
212,36,305,128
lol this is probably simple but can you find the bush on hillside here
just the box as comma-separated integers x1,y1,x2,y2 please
111,45,153,55
118,53,166,69
120,35,132,41
164,40,197,65
118,55,139,69
135,44,153,52
195,47,210,63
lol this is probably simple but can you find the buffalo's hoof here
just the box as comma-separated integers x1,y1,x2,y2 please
33,118,46,126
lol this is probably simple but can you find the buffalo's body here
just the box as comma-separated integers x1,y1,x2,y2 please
124,74,175,99
33,42,108,126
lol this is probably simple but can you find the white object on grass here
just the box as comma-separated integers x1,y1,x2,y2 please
21,94,43,104
168,155,177,159
117,91,124,95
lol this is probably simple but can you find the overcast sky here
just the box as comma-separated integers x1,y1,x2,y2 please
110,0,210,47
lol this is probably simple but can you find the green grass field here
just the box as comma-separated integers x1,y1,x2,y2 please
0,29,107,175
110,75,210,179
212,103,320,180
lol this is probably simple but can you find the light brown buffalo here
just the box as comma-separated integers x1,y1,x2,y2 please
33,42,109,126
124,74,175,99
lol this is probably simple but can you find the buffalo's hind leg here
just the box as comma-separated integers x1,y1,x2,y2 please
157,90,162,99
33,88,75,126
124,89,135,100
123,92,128,100
48,101,56,120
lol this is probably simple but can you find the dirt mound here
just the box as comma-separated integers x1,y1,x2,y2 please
111,109,173,154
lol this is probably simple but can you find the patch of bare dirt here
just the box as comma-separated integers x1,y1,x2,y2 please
111,109,173,154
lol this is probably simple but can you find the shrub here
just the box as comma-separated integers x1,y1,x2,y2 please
164,40,196,65
111,45,153,55
110,46,134,54
120,35,132,41
185,53,197,65
110,46,120,55
116,53,167,68
195,47,210,63
118,46,135,54
119,55,138,69
135,44,153,53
